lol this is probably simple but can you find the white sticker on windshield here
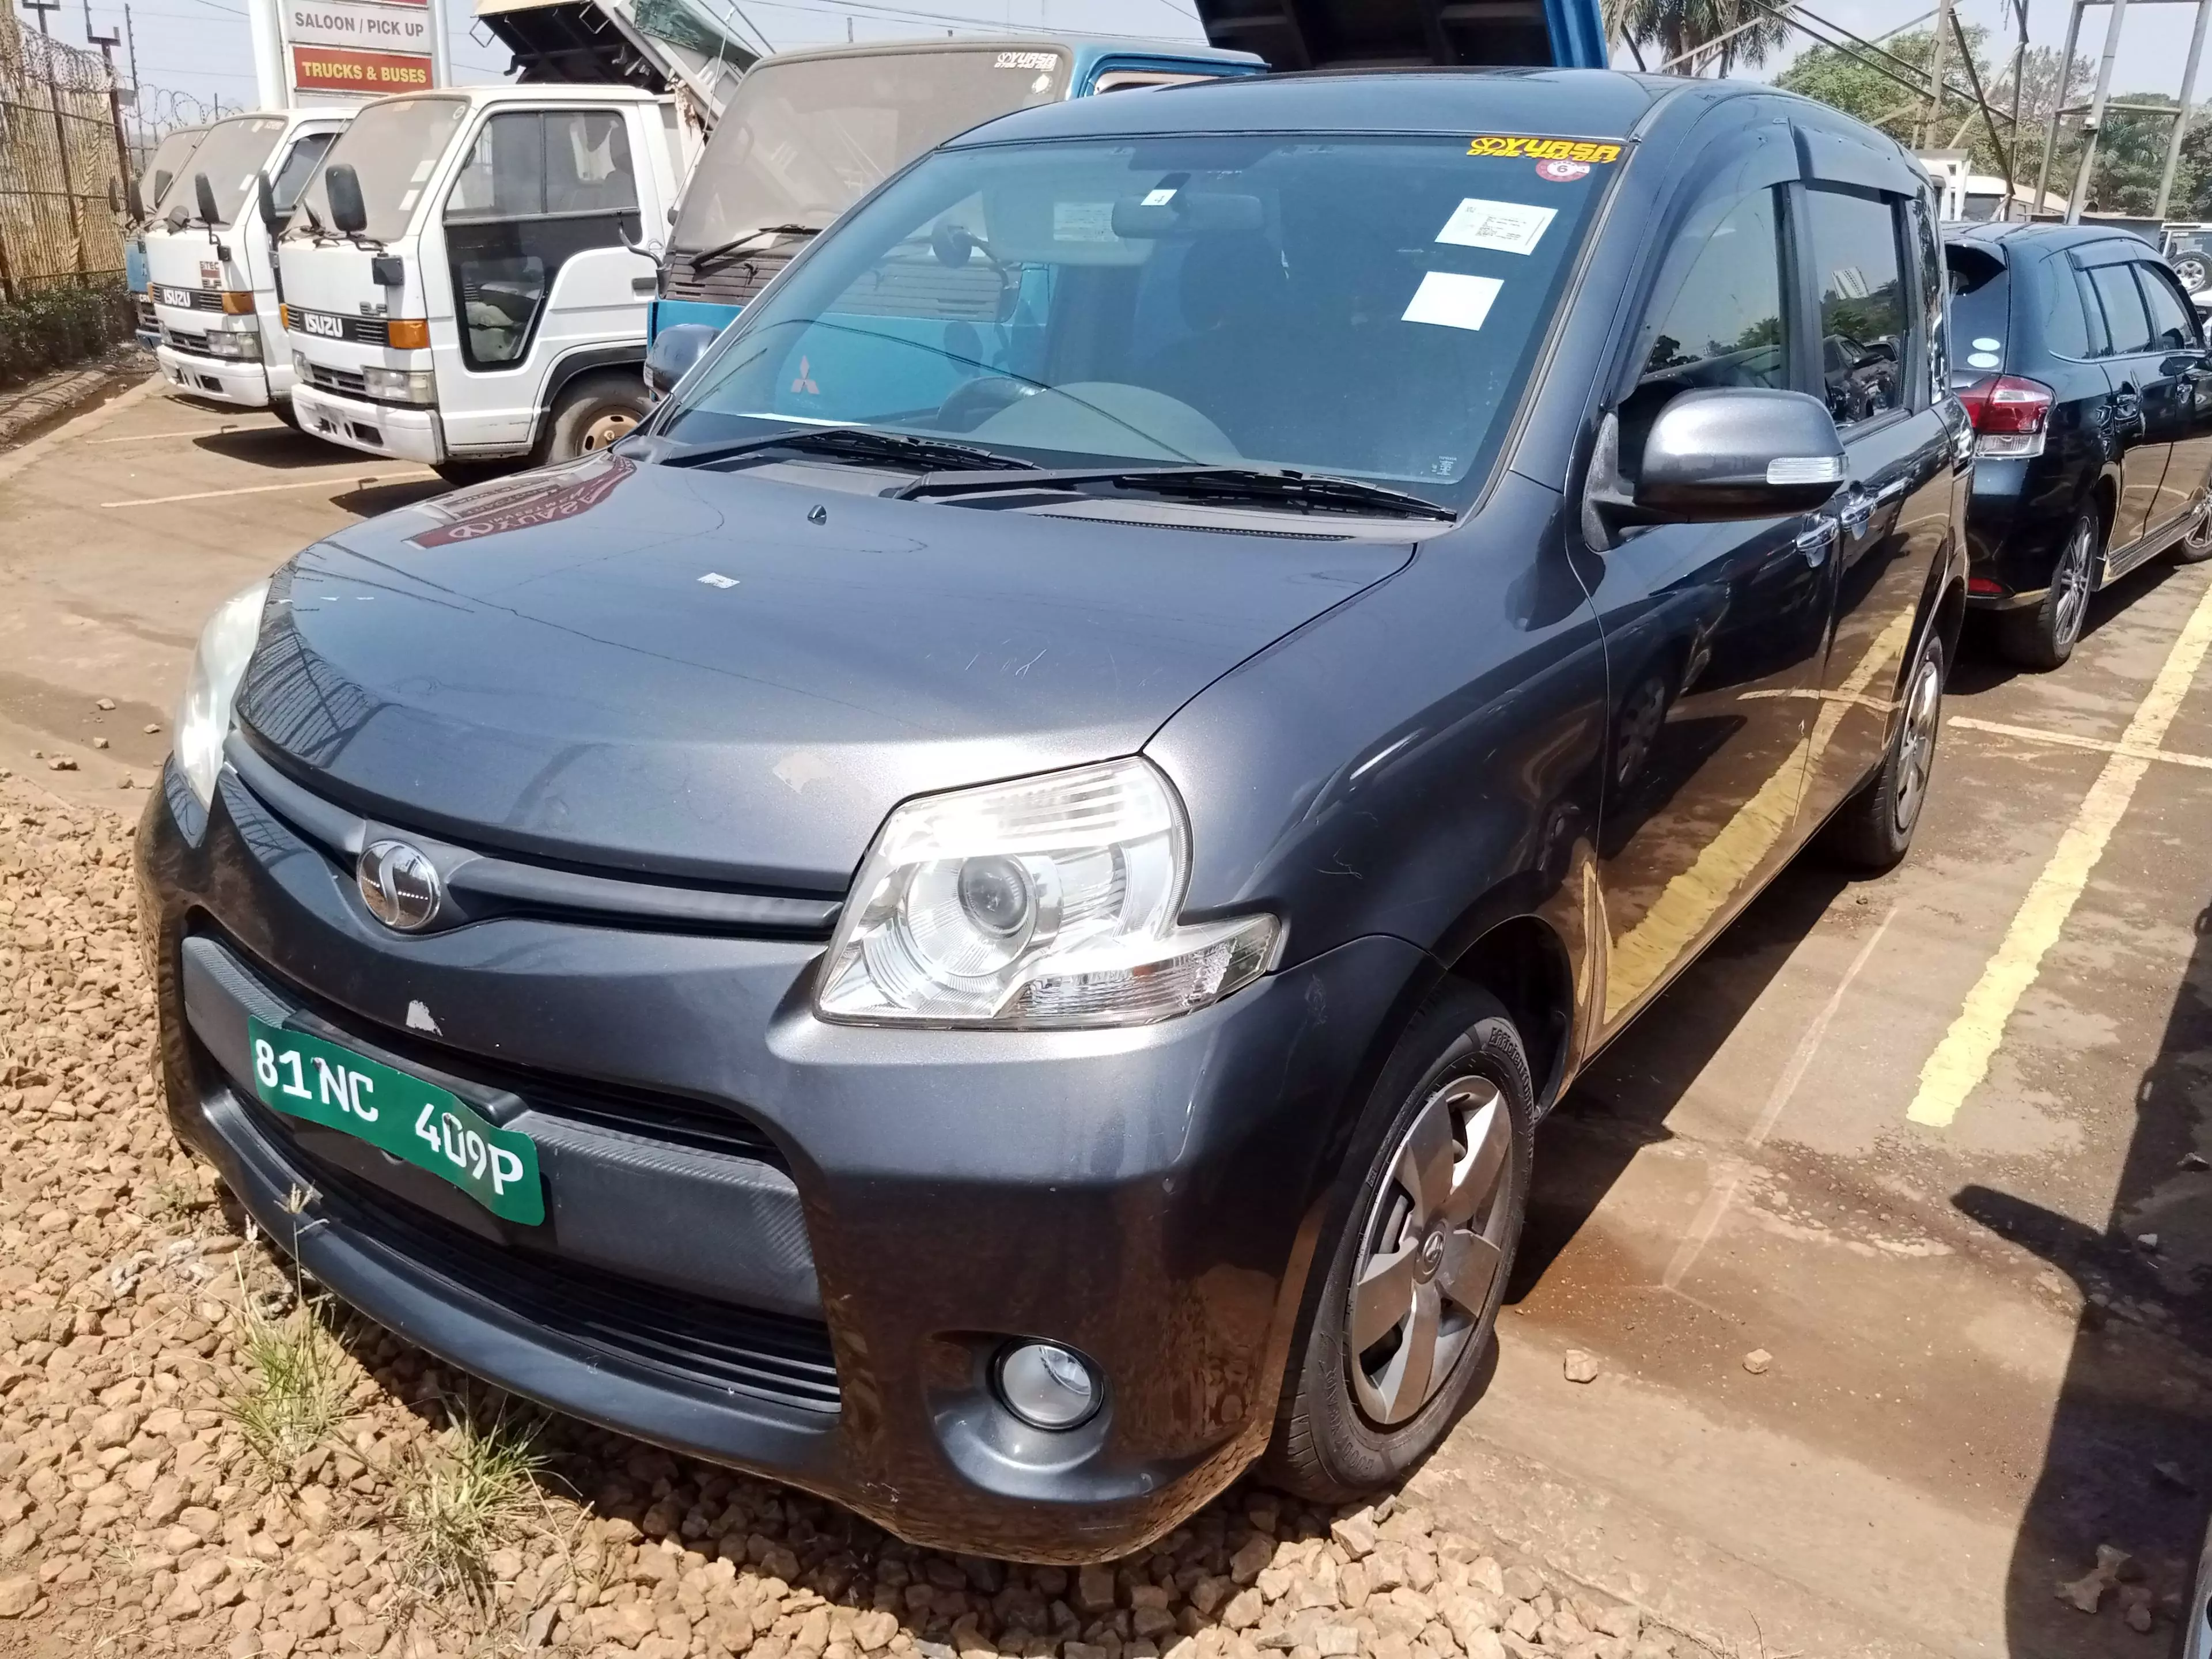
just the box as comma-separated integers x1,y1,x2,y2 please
1142,187,1178,207
1053,201,1116,243
1402,271,1504,332
399,188,419,212
411,158,435,184
1435,198,1557,256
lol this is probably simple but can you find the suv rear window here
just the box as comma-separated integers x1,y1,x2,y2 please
1945,243,2008,375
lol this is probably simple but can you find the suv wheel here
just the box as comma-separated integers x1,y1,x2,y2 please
1997,508,2100,670
1823,620,1945,872
2174,507,2212,565
2175,252,2210,294
1265,982,1533,1502
541,371,649,464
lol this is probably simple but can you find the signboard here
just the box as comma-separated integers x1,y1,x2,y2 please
290,42,434,93
287,0,431,51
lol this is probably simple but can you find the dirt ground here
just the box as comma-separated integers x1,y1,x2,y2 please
4,378,2212,1658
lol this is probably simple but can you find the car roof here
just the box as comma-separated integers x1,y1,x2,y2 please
941,67,1673,145
1942,220,2144,259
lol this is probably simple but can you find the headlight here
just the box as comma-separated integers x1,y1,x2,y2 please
199,327,262,361
175,578,270,809
363,365,436,405
815,757,1279,1028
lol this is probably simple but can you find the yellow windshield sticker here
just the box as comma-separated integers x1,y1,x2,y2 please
1466,136,1623,164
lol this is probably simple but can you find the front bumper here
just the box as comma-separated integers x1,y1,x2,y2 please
138,757,1421,1560
292,383,444,463
157,344,274,408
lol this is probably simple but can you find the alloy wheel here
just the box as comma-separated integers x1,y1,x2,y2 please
581,408,639,451
1345,1075,1515,1426
1892,649,1942,837
2052,518,2094,649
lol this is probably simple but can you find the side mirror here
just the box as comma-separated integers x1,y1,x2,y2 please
1635,388,1845,520
325,164,368,237
255,172,277,234
193,172,221,228
643,323,720,402
127,178,143,221
107,176,123,214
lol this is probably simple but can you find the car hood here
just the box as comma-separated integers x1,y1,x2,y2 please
238,451,1415,892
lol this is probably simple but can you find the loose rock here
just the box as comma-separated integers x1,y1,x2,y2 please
1563,1351,1601,1384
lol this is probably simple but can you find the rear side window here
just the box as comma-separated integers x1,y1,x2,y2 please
1946,244,2009,370
2037,253,2090,357
2138,262,2199,349
2088,261,2153,353
1805,187,1907,426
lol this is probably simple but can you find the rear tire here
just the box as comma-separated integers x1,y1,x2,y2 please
271,399,300,431
1264,982,1534,1503
1822,621,1945,873
539,370,649,465
1995,509,2099,670
2172,510,2212,565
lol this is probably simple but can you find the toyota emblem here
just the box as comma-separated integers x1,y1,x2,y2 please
358,840,442,931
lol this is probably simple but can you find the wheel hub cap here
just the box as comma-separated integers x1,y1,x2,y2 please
582,411,638,450
1344,1075,1513,1426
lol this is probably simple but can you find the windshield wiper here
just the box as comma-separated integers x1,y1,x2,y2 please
687,223,822,272
898,464,1459,522
661,426,1040,476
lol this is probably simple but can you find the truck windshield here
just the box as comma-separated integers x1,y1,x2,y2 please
660,131,1616,510
181,116,287,226
669,46,1071,256
288,96,467,241
139,126,205,217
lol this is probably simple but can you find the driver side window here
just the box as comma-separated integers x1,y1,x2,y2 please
1621,183,1790,467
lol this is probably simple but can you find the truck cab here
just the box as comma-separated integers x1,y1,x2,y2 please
149,111,351,416
280,85,683,474
649,35,1266,347
130,124,207,349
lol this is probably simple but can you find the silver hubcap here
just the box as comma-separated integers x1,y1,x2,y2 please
2053,519,2094,647
581,408,638,451
1893,652,1941,835
1346,1075,1514,1426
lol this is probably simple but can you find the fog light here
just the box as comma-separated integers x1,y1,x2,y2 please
995,1342,1100,1430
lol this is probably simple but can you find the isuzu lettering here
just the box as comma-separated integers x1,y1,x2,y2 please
279,86,685,477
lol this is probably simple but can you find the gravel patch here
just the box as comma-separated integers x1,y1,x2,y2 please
0,780,1695,1659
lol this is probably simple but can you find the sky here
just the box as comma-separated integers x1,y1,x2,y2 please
20,0,2212,138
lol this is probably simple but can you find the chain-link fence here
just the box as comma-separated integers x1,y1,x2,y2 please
0,12,131,383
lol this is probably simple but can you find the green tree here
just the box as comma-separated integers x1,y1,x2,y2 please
1607,0,1791,74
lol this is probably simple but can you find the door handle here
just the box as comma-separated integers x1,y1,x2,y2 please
1873,476,1911,505
1838,493,1873,536
1796,517,1839,566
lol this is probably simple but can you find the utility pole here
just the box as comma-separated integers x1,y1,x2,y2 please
22,0,58,35
2036,0,2088,215
90,28,130,202
2070,0,2131,222
2156,0,2212,217
1921,0,1956,148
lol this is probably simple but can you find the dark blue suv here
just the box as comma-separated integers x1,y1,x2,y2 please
141,71,1967,1560
1946,221,2212,668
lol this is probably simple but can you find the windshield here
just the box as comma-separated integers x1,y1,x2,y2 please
139,126,204,218
289,96,467,241
669,46,1071,255
179,115,286,226
270,129,339,215
660,132,1616,507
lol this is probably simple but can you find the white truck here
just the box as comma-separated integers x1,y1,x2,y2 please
147,109,351,418
278,85,687,476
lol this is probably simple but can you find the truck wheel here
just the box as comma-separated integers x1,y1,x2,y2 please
541,371,649,464
271,400,300,431
1996,508,2099,669
1821,620,1946,873
1264,982,1533,1503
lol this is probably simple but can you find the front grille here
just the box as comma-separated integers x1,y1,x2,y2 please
289,306,389,346
165,328,210,353
661,248,794,306
228,1078,840,1414
136,297,157,327
305,361,368,397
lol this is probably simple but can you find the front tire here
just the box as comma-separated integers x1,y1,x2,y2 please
2172,509,2212,565
1264,983,1534,1503
540,370,649,465
1822,621,1945,873
1996,508,2099,670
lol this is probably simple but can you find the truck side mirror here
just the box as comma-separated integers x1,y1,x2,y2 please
127,177,143,221
1635,388,1846,521
194,172,221,228
326,164,368,237
256,172,278,234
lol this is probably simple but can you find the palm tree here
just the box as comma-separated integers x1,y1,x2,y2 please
1608,0,1793,74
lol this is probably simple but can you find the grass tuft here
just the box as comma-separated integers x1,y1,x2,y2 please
226,1264,350,1475
399,1396,548,1604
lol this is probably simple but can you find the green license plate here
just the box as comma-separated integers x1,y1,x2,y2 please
247,1017,545,1225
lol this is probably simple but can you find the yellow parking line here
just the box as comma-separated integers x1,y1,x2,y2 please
1948,714,2212,771
99,471,435,508
1907,576,2212,1128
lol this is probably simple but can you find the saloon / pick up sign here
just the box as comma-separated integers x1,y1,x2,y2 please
283,0,436,100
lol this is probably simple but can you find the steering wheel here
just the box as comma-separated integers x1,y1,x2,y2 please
934,376,1033,432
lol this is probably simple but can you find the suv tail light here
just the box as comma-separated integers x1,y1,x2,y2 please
1959,374,2053,459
